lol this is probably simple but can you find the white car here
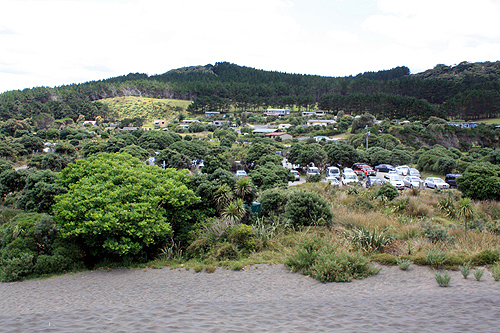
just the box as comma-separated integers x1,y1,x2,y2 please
290,170,300,181
343,167,355,175
341,173,359,186
383,174,405,190
409,168,421,178
424,177,450,189
306,166,320,177
235,170,247,177
396,165,410,176
403,176,422,189
323,176,340,185
326,166,341,180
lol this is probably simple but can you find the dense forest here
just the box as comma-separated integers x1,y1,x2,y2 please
1,61,500,122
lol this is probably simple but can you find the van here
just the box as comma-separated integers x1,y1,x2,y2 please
326,166,340,180
445,174,462,188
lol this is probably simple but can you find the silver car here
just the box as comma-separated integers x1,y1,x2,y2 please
403,176,422,189
383,174,405,190
424,177,450,189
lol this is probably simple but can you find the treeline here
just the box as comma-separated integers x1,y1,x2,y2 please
2,61,500,122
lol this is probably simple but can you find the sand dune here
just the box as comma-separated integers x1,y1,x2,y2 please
1,263,500,332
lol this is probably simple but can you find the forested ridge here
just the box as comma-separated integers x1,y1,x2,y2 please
1,61,500,122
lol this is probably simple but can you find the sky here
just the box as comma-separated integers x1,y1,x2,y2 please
1,0,500,93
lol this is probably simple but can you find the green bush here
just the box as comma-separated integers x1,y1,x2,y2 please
259,188,290,217
434,270,451,287
227,224,256,253
306,174,322,183
396,258,413,270
33,254,72,275
376,183,399,201
285,236,379,282
426,249,448,268
214,242,239,260
0,253,34,282
422,221,451,243
459,262,471,279
284,191,333,227
471,249,500,266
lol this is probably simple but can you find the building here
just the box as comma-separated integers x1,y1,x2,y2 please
179,119,200,128
447,122,480,129
278,124,293,130
153,120,168,129
264,109,290,116
205,111,220,117
265,132,293,141
83,120,97,126
302,111,325,117
252,128,278,134
213,120,229,127
307,119,337,127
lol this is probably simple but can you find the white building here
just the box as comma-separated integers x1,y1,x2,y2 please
264,109,290,116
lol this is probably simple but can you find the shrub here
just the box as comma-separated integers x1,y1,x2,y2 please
0,253,35,282
284,191,333,227
422,221,451,243
213,242,239,260
474,268,485,281
285,236,379,282
306,174,321,183
32,254,72,275
396,258,413,270
434,270,451,287
459,262,471,279
376,183,399,201
490,264,500,281
471,249,500,266
186,239,211,258
227,224,256,253
259,188,290,217
347,227,392,252
426,249,448,268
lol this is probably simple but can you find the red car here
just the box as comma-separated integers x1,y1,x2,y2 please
352,163,376,176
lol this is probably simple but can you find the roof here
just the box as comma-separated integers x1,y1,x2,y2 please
252,128,277,133
265,132,288,136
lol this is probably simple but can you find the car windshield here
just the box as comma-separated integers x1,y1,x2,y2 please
411,177,420,182
345,174,357,179
389,175,402,181
433,178,445,183
309,169,319,174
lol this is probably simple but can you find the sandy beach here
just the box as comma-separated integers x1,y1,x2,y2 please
1,263,500,332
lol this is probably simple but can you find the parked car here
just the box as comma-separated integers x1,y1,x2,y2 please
290,170,300,181
409,168,421,178
424,177,450,189
343,167,355,175
323,176,340,185
306,166,320,177
445,174,462,188
383,174,405,190
396,165,410,176
341,173,359,186
353,164,376,176
403,176,422,189
374,164,396,173
366,176,382,188
326,166,341,180
235,170,248,177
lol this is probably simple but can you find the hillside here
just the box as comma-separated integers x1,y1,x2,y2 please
100,96,191,123
0,61,500,122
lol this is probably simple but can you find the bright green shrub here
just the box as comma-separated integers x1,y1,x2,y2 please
0,253,34,282
471,249,500,266
33,254,72,275
227,224,256,253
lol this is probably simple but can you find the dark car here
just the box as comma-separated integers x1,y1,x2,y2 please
445,174,462,188
366,176,382,188
374,164,395,173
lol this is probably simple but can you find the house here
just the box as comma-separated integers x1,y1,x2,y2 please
264,109,290,116
447,122,480,129
205,112,220,117
83,120,97,126
265,132,293,141
153,120,168,129
179,119,200,128
302,111,325,117
213,120,229,127
278,124,293,130
307,119,337,127
252,128,278,134
313,136,341,142
116,127,150,132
